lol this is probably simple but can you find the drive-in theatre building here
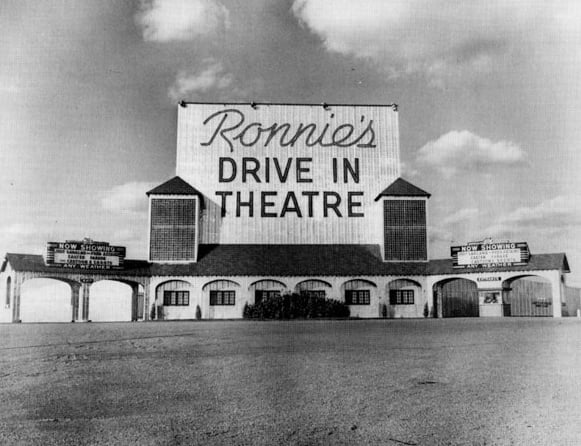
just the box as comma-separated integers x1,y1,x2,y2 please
1,103,577,323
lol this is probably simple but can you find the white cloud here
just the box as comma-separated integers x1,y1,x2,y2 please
483,195,581,285
168,62,233,101
416,130,526,178
0,223,50,255
553,2,581,37
4,223,38,237
0,82,19,95
442,208,479,226
291,0,566,83
400,161,419,178
429,226,453,244
136,0,230,42
487,195,581,237
100,182,156,213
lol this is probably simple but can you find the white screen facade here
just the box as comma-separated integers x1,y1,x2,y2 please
176,103,400,244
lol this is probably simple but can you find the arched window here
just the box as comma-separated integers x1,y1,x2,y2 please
388,279,422,305
156,280,191,306
342,279,377,305
295,280,332,299
249,280,287,305
203,280,240,306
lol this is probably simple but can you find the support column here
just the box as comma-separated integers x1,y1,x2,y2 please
71,283,81,322
501,288,511,316
143,283,150,321
551,272,563,318
435,287,443,319
11,274,22,323
81,283,91,321
131,284,139,322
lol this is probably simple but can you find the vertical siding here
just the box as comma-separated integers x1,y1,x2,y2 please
386,279,423,318
176,104,399,245
338,279,380,318
150,198,197,261
0,266,14,322
343,279,377,291
202,280,241,319
509,278,552,317
384,200,427,261
387,279,421,290
202,280,240,291
4,276,11,307
440,279,479,318
295,280,332,292
147,275,428,320
564,286,581,316
249,280,287,292
156,280,191,300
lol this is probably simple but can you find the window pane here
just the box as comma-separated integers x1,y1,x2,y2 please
389,289,414,305
211,290,235,305
163,290,189,306
346,289,370,305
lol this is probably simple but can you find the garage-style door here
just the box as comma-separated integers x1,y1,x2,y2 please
507,277,553,317
436,278,479,318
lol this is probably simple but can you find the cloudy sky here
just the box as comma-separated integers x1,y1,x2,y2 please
1,0,580,285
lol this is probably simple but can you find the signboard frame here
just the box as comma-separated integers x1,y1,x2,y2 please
45,240,126,270
175,102,401,245
450,242,530,269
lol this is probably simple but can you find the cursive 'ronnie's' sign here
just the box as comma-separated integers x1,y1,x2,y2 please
176,103,400,244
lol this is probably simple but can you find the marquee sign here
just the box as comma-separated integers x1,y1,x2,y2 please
45,240,125,270
176,103,400,244
451,241,530,269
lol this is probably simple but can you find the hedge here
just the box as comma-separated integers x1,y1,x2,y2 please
243,292,350,319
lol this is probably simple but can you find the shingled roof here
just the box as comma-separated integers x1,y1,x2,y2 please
146,176,202,196
4,253,150,276
149,244,429,277
375,177,431,200
3,248,570,278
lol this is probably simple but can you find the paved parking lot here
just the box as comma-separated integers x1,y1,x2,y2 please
1,318,580,445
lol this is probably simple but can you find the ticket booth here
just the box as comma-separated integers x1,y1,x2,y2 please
478,289,510,317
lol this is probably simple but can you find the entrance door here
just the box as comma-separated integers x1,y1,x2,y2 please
438,279,479,318
508,277,553,317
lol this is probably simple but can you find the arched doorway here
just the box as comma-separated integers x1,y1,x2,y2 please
89,280,133,322
20,278,73,322
433,278,478,318
504,275,553,317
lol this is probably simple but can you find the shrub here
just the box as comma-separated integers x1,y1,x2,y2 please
150,305,164,320
243,292,350,319
243,302,254,319
195,305,202,320
150,304,164,320
380,303,388,318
